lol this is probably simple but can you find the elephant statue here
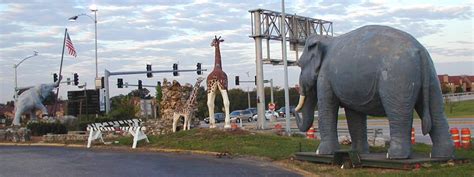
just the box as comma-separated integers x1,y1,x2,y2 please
295,25,454,159
13,76,62,126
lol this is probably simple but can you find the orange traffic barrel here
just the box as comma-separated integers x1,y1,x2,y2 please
411,128,415,144
306,127,316,139
461,128,471,149
231,122,238,130
274,124,282,131
450,128,461,149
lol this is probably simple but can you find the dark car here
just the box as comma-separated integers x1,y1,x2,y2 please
277,106,296,117
245,108,257,116
204,113,225,124
230,110,253,123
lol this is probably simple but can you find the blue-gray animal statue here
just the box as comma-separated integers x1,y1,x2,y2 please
294,25,454,159
13,76,61,126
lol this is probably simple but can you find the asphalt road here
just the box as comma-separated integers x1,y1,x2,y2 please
0,146,300,177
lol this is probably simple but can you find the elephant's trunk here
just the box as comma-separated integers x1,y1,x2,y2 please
295,89,317,132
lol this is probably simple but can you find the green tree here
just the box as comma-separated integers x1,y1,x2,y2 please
108,94,138,120
155,83,162,102
454,86,464,93
441,83,452,94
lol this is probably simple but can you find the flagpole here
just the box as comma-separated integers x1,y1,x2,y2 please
52,28,68,117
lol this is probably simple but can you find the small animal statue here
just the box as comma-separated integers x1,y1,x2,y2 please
206,36,231,129
172,77,205,132
295,25,454,159
13,76,61,126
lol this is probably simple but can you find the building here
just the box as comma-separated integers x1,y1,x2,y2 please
438,74,474,93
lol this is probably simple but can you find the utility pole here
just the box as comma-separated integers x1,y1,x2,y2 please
254,9,266,130
281,0,291,135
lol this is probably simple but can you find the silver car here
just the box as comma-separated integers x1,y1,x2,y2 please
230,110,253,123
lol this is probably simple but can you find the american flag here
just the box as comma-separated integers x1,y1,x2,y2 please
66,32,77,57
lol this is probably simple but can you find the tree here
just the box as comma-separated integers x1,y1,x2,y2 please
454,86,464,93
155,83,162,102
108,94,138,120
128,88,150,98
441,83,452,94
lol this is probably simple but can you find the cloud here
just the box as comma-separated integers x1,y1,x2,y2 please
0,0,472,103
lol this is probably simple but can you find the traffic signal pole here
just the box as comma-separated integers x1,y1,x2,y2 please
103,68,207,113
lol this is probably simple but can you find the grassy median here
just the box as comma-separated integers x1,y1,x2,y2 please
117,128,474,177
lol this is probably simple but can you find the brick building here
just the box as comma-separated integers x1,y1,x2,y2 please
438,74,474,93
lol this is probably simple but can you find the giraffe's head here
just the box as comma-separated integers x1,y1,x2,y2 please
196,77,205,84
211,35,224,47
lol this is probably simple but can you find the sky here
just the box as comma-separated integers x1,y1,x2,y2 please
0,0,473,104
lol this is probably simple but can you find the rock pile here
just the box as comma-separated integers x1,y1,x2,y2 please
146,79,192,135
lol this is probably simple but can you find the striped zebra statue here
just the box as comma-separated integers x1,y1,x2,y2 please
86,119,149,149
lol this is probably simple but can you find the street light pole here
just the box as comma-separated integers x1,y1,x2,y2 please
69,4,99,88
13,51,38,102
91,5,98,81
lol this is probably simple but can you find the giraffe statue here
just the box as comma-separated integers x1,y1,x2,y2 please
172,77,205,132
207,36,231,129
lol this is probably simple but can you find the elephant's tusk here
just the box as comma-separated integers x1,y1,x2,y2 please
295,95,305,112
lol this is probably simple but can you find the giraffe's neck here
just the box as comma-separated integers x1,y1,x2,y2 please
214,45,222,70
185,80,202,110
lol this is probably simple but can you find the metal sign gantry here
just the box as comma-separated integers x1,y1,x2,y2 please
249,8,333,130
249,8,333,65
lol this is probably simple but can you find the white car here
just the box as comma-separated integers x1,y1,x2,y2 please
252,110,279,121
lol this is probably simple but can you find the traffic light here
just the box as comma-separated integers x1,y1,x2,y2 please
146,64,152,78
254,76,257,85
196,63,202,75
235,76,239,85
138,80,143,89
117,78,123,88
173,63,179,76
101,77,105,89
53,73,58,82
73,73,79,85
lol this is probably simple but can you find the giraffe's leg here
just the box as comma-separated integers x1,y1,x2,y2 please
172,113,178,132
220,89,231,129
186,114,191,130
207,91,217,128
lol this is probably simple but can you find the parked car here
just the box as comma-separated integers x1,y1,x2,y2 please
277,106,296,117
252,110,279,121
230,110,253,123
245,107,257,116
204,113,225,124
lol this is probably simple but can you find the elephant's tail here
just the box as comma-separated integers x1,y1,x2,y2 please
419,48,433,135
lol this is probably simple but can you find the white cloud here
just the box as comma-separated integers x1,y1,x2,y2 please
0,0,472,103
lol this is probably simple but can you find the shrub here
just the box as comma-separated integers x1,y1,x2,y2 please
27,122,67,136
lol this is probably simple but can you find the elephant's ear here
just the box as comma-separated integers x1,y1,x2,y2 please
298,34,324,73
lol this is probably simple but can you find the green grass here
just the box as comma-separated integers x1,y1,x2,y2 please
444,99,474,118
116,128,474,177
118,128,318,160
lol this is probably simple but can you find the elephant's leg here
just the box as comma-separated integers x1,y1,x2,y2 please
380,90,415,159
219,89,231,129
36,103,48,117
207,92,217,129
345,108,369,154
13,107,26,126
316,83,340,154
30,110,37,121
425,78,454,158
